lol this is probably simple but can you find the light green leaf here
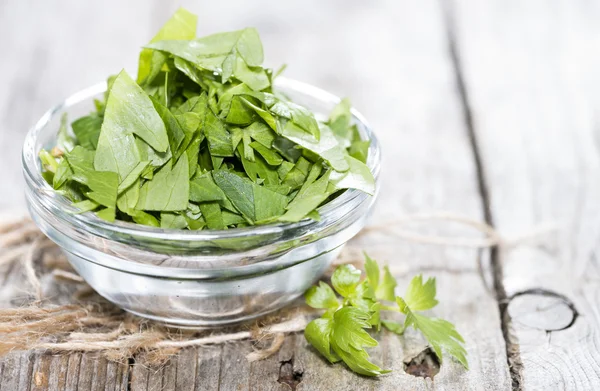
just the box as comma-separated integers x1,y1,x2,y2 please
282,123,348,172
331,264,362,298
279,170,332,222
204,109,234,157
56,113,75,153
332,344,389,377
189,172,227,203
137,7,197,84
249,141,282,165
400,275,439,312
304,318,340,364
381,320,405,335
349,140,370,164
376,266,397,302
160,213,188,229
136,154,189,211
305,281,339,310
329,155,375,195
199,202,225,229
404,312,468,369
97,71,168,164
331,307,377,352
150,96,186,156
118,161,150,194
145,28,268,88
364,253,379,292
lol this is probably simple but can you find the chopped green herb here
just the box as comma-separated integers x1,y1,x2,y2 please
39,8,375,230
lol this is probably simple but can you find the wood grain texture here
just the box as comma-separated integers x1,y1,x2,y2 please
449,0,600,389
0,0,518,389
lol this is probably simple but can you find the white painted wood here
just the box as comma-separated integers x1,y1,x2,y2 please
450,0,600,389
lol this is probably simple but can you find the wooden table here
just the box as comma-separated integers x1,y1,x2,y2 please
1,0,599,389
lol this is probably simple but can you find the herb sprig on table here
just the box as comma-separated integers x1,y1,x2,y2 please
304,254,468,376
39,8,374,229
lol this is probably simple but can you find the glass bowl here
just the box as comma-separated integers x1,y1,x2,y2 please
22,78,381,327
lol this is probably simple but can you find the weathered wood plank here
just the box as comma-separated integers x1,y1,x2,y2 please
449,0,600,388
48,355,69,390
64,353,82,391
0,0,514,390
194,346,222,391
218,343,252,391
31,354,52,390
175,348,198,391
130,361,149,390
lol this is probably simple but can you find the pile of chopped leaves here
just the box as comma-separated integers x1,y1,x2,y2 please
39,8,374,230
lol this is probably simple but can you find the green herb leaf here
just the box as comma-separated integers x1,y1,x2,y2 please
282,123,349,172
136,154,189,211
330,307,389,377
304,255,467,376
304,318,340,364
381,320,405,335
364,255,398,303
137,7,197,84
212,170,288,223
398,275,438,312
331,264,362,298
396,275,468,369
71,114,103,150
404,311,468,369
329,156,375,195
305,281,339,310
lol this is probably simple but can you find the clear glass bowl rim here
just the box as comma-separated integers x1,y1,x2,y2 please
22,77,381,242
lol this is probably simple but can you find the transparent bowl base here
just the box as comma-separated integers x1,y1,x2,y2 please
64,247,341,328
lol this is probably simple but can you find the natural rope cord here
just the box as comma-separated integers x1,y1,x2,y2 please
0,213,555,364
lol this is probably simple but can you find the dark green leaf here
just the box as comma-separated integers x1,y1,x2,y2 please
71,114,103,150
212,170,288,223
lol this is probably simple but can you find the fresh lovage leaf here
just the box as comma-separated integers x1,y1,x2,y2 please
138,7,198,85
212,170,288,223
39,8,375,229
282,122,349,172
304,317,341,364
56,113,75,153
71,114,103,150
330,307,389,376
279,168,333,222
136,154,189,211
160,212,188,229
305,281,339,310
94,70,162,180
149,96,186,157
145,28,269,90
331,264,362,298
394,275,468,369
329,156,375,195
303,254,468,376
398,275,439,312
204,108,234,157
364,253,397,301
327,98,354,147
